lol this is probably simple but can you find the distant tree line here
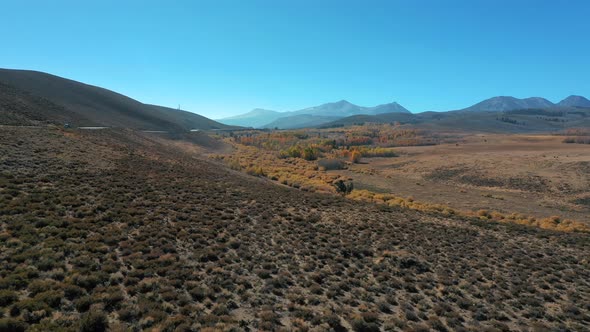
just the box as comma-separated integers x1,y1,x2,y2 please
496,117,525,125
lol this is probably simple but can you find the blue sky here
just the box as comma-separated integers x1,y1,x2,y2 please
1,0,589,118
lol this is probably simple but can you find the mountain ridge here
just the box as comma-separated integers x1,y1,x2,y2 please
219,100,410,128
461,96,555,112
558,95,590,107
320,105,590,133
0,68,231,131
217,108,283,128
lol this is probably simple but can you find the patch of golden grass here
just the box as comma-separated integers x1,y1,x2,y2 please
221,131,590,234
349,190,590,233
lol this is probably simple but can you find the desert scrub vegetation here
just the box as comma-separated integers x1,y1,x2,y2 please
214,127,408,194
219,128,589,234
0,127,589,331
211,144,342,194
228,125,424,160
333,179,354,196
279,145,321,161
563,136,590,144
559,128,590,144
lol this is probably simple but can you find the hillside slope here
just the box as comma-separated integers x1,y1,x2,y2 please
0,68,230,131
0,81,87,126
558,95,590,107
0,126,588,331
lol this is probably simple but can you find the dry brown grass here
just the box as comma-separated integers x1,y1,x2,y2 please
220,129,590,233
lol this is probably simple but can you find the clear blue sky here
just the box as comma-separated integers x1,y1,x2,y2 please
1,0,589,118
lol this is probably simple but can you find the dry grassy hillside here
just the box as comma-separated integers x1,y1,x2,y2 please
0,127,589,331
0,69,232,131
0,82,86,126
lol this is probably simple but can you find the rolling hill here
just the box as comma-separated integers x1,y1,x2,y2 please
0,68,231,131
0,81,87,126
558,95,590,107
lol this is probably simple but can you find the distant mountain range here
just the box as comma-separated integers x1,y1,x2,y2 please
0,68,232,131
221,95,590,129
320,96,590,133
460,95,590,112
218,108,284,128
1,68,588,133
263,114,341,130
218,100,410,129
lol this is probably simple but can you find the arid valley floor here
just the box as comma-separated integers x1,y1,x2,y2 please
339,134,590,223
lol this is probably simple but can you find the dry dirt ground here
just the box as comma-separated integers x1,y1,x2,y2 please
340,134,590,224
0,127,589,331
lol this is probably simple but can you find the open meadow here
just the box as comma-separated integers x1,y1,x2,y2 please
343,134,590,224
217,125,590,232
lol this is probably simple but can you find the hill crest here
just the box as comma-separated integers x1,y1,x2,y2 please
461,96,555,112
0,68,230,131
558,95,590,107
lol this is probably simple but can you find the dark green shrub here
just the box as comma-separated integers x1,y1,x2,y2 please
361,312,380,324
64,284,86,300
73,273,107,291
74,296,94,312
27,279,59,296
22,308,49,324
14,299,50,313
0,290,18,307
351,318,380,332
0,318,27,332
333,180,353,195
211,304,229,316
255,269,272,279
79,310,108,332
405,309,420,322
0,273,29,290
326,314,346,332
34,290,63,308
117,306,138,322
101,290,124,311
36,257,60,271
188,287,207,302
